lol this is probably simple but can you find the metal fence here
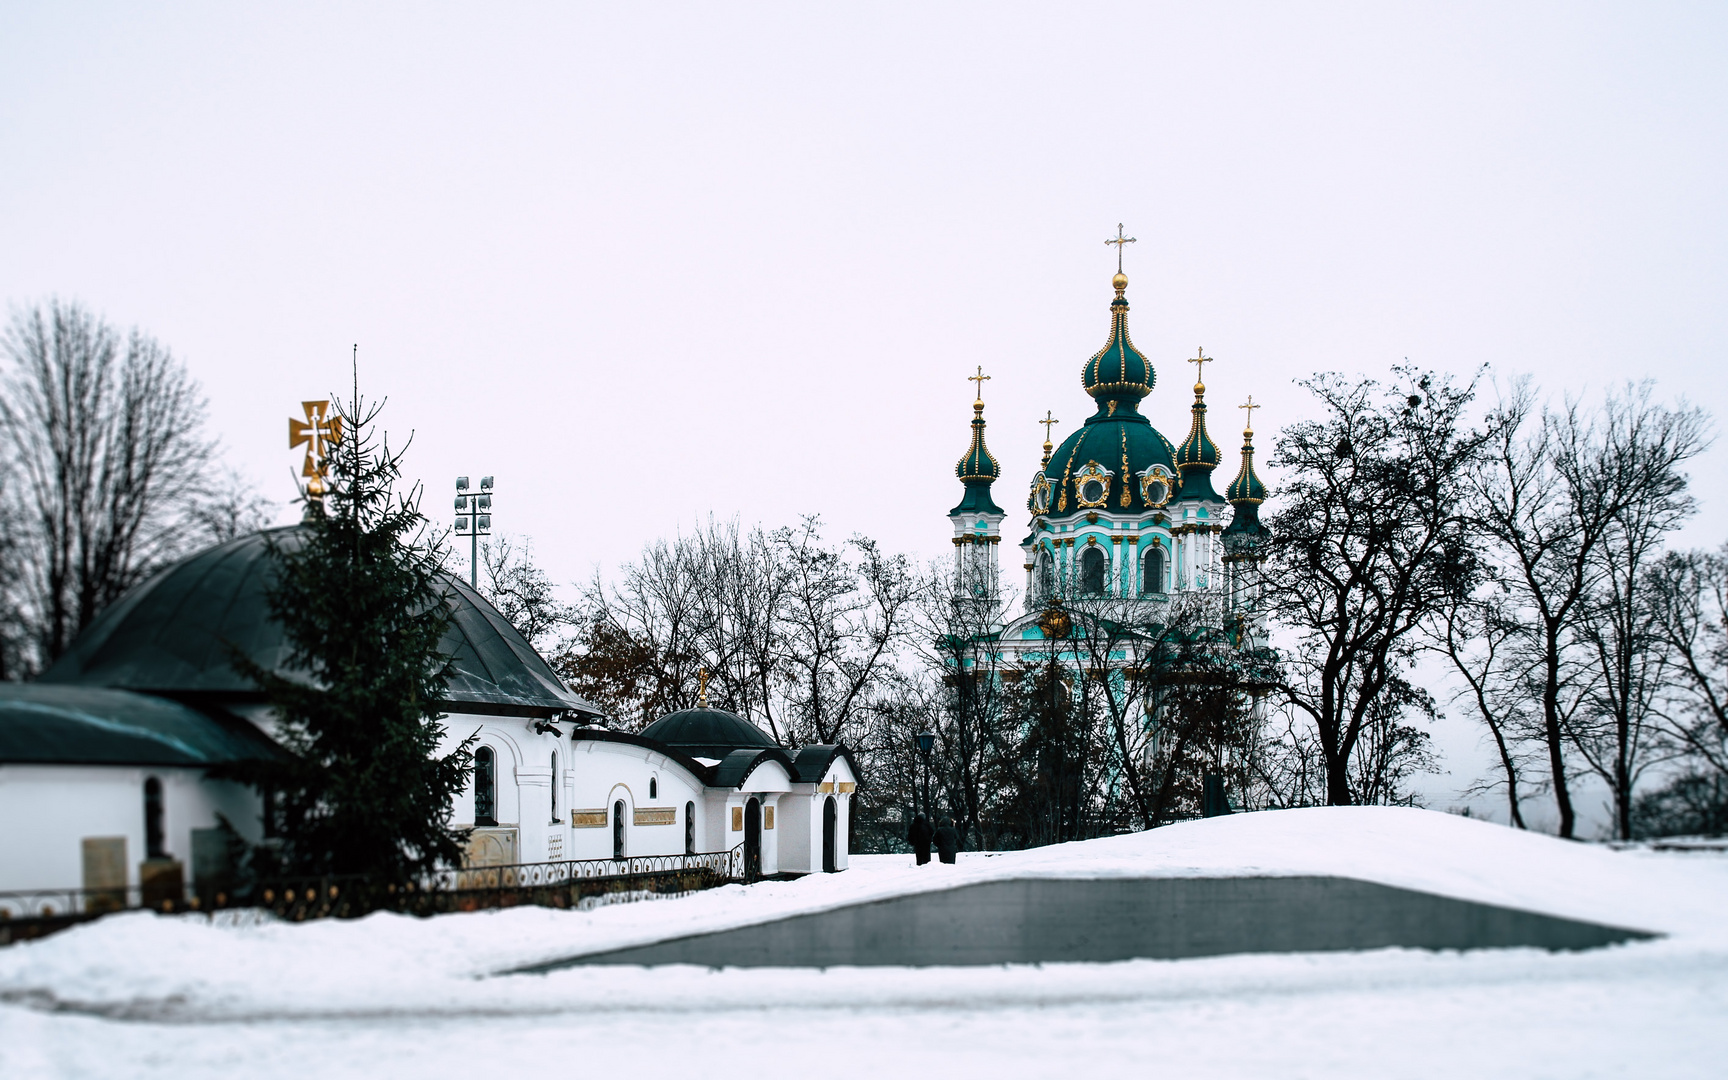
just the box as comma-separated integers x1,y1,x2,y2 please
0,846,748,945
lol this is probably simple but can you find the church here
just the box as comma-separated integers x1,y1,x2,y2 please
0,527,856,902
944,256,1271,663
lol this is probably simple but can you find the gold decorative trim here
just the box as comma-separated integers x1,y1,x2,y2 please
819,781,834,793
838,782,856,793
731,806,743,831
765,806,775,830
633,807,676,826
571,810,607,829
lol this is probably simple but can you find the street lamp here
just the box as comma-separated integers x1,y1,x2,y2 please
914,730,935,819
454,475,494,589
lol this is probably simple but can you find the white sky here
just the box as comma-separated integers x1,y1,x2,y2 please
4,3,1725,830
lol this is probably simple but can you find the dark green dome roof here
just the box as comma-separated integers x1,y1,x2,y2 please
1080,274,1153,405
639,706,779,758
952,399,1004,516
1226,424,1268,504
1034,404,1179,517
40,527,599,718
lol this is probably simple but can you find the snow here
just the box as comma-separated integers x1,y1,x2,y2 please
3,807,1727,1078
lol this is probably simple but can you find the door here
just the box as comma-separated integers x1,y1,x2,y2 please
613,800,626,860
822,796,837,873
744,798,762,880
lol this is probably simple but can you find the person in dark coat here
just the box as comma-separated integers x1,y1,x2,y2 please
907,813,934,865
934,817,960,864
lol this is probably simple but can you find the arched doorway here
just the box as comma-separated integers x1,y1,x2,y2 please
744,798,762,880
822,796,838,873
685,801,696,855
612,799,626,860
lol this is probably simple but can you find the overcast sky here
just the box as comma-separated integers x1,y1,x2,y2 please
5,3,1725,829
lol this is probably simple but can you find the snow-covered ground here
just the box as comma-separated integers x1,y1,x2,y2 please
3,807,1726,1079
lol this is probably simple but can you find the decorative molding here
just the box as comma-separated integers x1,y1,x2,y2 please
731,806,743,831
765,806,775,830
819,782,835,793
633,807,676,826
570,810,607,829
838,782,856,793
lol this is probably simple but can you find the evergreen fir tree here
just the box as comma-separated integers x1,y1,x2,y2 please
231,372,473,883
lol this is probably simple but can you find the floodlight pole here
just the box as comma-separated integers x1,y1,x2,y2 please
454,476,495,589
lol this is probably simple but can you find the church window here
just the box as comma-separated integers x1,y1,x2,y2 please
143,777,166,859
550,752,559,823
1080,547,1106,595
1036,551,1054,599
1075,462,1112,508
474,746,497,826
613,800,627,860
649,777,658,800
685,802,696,855
1143,547,1166,595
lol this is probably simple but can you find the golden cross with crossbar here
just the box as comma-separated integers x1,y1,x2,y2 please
1039,410,1060,442
968,365,991,402
1239,395,1261,434
1187,347,1212,388
1105,223,1136,273
288,400,343,495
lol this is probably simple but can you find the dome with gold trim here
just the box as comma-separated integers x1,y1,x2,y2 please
1029,275,1180,519
952,396,1004,516
1080,273,1154,405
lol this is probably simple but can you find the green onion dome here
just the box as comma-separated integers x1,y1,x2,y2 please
1173,375,1223,502
1080,273,1154,406
1224,414,1270,541
1225,420,1268,504
952,398,1004,515
1028,274,1183,519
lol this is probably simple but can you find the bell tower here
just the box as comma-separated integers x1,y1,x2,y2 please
949,367,1005,615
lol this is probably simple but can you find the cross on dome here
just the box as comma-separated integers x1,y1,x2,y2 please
1187,348,1211,394
1105,223,1136,274
968,365,991,403
1239,395,1261,435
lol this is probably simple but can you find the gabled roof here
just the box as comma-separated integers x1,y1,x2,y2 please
789,744,859,785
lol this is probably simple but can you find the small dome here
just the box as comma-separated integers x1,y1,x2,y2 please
1226,426,1268,504
952,399,1004,516
1176,401,1222,471
639,706,778,758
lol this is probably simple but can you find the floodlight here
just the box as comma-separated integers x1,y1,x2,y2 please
455,496,467,511
477,494,491,510
455,519,470,532
456,476,470,491
480,476,494,490
478,515,491,530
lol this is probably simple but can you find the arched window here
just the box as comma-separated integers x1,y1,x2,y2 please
1142,546,1166,595
474,746,497,826
549,751,559,823
649,777,658,800
143,777,166,859
1036,551,1054,599
685,801,696,855
613,799,627,860
1080,546,1107,595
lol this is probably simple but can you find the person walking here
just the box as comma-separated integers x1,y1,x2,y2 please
934,817,960,864
907,813,934,865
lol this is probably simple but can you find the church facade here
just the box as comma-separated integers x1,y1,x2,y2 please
1,528,855,899
945,265,1271,663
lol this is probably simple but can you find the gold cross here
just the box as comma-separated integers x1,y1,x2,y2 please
1187,347,1211,387
1105,223,1136,272
698,667,709,706
1239,395,1261,433
1038,411,1060,443
288,400,343,494
968,365,991,402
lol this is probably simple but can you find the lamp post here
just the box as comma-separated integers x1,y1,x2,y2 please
454,476,494,589
914,730,935,819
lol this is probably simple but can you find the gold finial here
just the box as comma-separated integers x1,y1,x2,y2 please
968,365,991,405
288,399,342,497
697,667,709,707
1038,410,1060,448
1105,223,1136,279
1239,395,1261,438
1187,347,1211,395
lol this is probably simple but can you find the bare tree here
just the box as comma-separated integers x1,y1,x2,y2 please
1645,545,1728,780
1426,580,1535,827
1472,380,1706,837
0,300,228,672
1259,367,1491,806
476,534,571,653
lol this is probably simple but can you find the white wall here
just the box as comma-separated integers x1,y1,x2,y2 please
0,764,260,892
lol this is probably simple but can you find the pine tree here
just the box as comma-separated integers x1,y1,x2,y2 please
232,372,473,883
